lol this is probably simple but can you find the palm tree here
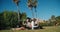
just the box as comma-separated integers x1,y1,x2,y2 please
27,0,38,30
33,0,37,18
27,0,37,18
13,0,20,27
27,0,34,18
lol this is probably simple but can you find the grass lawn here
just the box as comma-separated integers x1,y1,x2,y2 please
0,26,60,32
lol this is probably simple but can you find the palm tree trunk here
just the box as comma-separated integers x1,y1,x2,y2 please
35,8,37,18
31,8,34,18
17,5,20,27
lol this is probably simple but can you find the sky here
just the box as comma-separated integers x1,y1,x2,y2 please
0,0,60,20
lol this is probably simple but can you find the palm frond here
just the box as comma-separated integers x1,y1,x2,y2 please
13,0,20,6
33,0,37,8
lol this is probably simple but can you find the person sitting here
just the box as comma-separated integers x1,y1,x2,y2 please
25,17,32,29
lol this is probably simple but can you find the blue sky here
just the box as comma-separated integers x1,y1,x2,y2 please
0,0,60,20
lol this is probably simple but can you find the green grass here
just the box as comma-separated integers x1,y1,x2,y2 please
0,26,60,32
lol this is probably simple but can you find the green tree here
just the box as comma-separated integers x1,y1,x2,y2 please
21,12,27,25
51,15,56,21
3,11,18,28
0,12,4,29
56,16,60,25
13,0,20,25
0,10,19,29
48,15,57,26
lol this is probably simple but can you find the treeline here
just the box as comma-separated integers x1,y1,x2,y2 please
39,15,60,26
0,10,27,30
0,10,60,30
